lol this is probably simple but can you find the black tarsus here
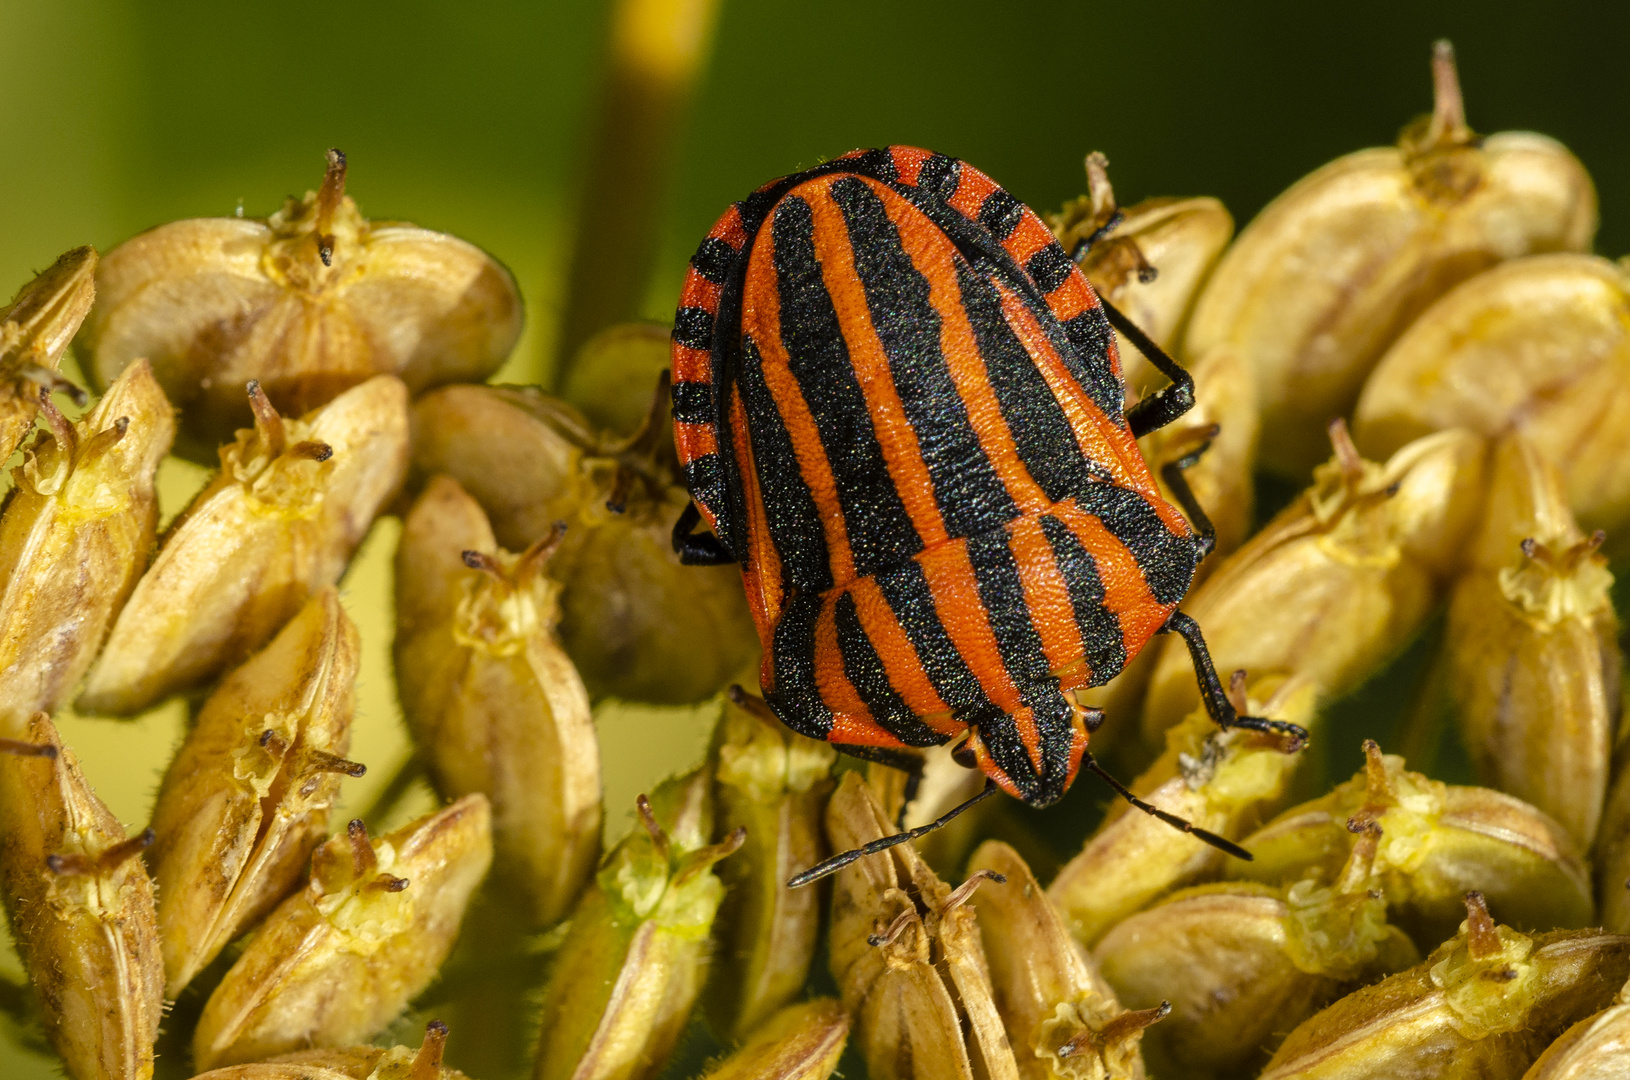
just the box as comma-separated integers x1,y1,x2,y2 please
1083,754,1252,860
1160,432,1221,560
671,501,735,565
1159,611,1310,746
787,781,998,888
1098,296,1197,438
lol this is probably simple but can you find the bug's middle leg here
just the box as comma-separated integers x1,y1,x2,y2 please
1158,611,1309,745
1101,296,1198,439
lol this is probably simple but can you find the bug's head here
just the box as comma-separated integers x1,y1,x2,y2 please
958,690,1097,809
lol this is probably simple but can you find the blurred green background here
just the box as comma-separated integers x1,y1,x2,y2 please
3,0,1629,1075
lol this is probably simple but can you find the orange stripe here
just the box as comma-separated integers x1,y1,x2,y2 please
673,421,716,464
739,194,858,586
1006,517,1092,690
1003,212,1054,265
813,598,880,727
671,344,711,384
806,178,949,548
1045,278,1098,323
948,165,997,222
728,386,783,650
881,194,1052,516
969,730,1021,800
710,204,748,247
1050,500,1173,656
918,540,1025,715
847,577,958,732
890,146,929,186
682,275,722,313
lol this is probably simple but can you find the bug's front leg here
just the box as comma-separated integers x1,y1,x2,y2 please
1158,611,1309,746
671,500,735,565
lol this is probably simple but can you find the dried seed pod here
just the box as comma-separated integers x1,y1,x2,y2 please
560,322,673,436
1260,893,1630,1079
1094,825,1419,1079
0,712,161,1080
706,688,835,1041
1185,41,1595,475
1520,974,1630,1079
697,999,849,1080
1051,675,1316,947
826,772,1020,1080
1597,763,1630,935
1139,423,1485,751
1356,253,1630,544
410,383,756,703
0,359,174,733
146,588,363,996
192,796,493,1071
1232,742,1593,947
1446,437,1619,847
865,742,989,878
202,1020,473,1080
532,768,743,1080
0,246,96,462
1049,153,1233,400
968,840,1158,1080
395,474,601,927
80,149,521,456
79,374,408,715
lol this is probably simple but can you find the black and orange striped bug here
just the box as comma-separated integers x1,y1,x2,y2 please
668,146,1306,884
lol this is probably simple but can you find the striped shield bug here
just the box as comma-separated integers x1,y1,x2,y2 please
668,146,1306,884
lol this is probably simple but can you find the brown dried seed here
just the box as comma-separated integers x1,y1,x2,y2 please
190,1019,475,1080
395,474,601,927
706,688,835,1042
697,999,850,1080
0,712,162,1080
827,772,1020,1080
80,149,521,456
145,587,362,996
0,246,96,463
1446,436,1619,848
1138,423,1486,754
1051,674,1316,947
192,796,493,1071
409,383,757,704
1232,742,1593,947
79,374,408,715
1185,41,1595,475
1260,893,1630,1079
968,840,1156,1080
0,359,174,734
531,768,743,1080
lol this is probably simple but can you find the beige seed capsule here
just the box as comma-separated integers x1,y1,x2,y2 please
145,587,364,996
1138,422,1485,753
1260,893,1630,1080
78,374,408,715
194,1020,473,1080
706,688,835,1042
0,246,96,463
80,149,521,457
1355,253,1630,545
1051,674,1315,947
826,772,1020,1080
531,768,744,1080
560,322,673,437
1519,974,1630,1079
1597,761,1630,935
968,840,1159,1080
1185,40,1595,475
409,383,757,704
1094,825,1419,1079
697,999,850,1080
0,712,162,1080
1051,153,1234,401
1232,741,1593,947
0,359,174,735
395,474,601,927
192,795,493,1071
1446,436,1619,848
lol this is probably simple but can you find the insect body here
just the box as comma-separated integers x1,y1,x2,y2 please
670,146,1298,835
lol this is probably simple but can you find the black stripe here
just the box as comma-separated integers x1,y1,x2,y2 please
672,306,713,351
737,335,833,591
827,176,1016,540
766,591,834,740
681,454,728,532
978,190,1024,241
1039,513,1127,685
1076,484,1198,606
953,257,1107,502
690,236,737,285
916,153,961,202
670,380,712,425
980,690,1076,807
873,556,1002,725
965,529,1055,687
833,593,945,747
771,193,922,581
1059,308,1124,416
1025,242,1075,294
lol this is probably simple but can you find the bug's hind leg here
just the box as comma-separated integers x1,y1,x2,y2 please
1103,296,1197,438
672,501,736,565
1159,431,1221,560
1158,611,1309,745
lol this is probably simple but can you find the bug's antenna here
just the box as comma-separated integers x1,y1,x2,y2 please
1083,754,1252,860
786,782,999,888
